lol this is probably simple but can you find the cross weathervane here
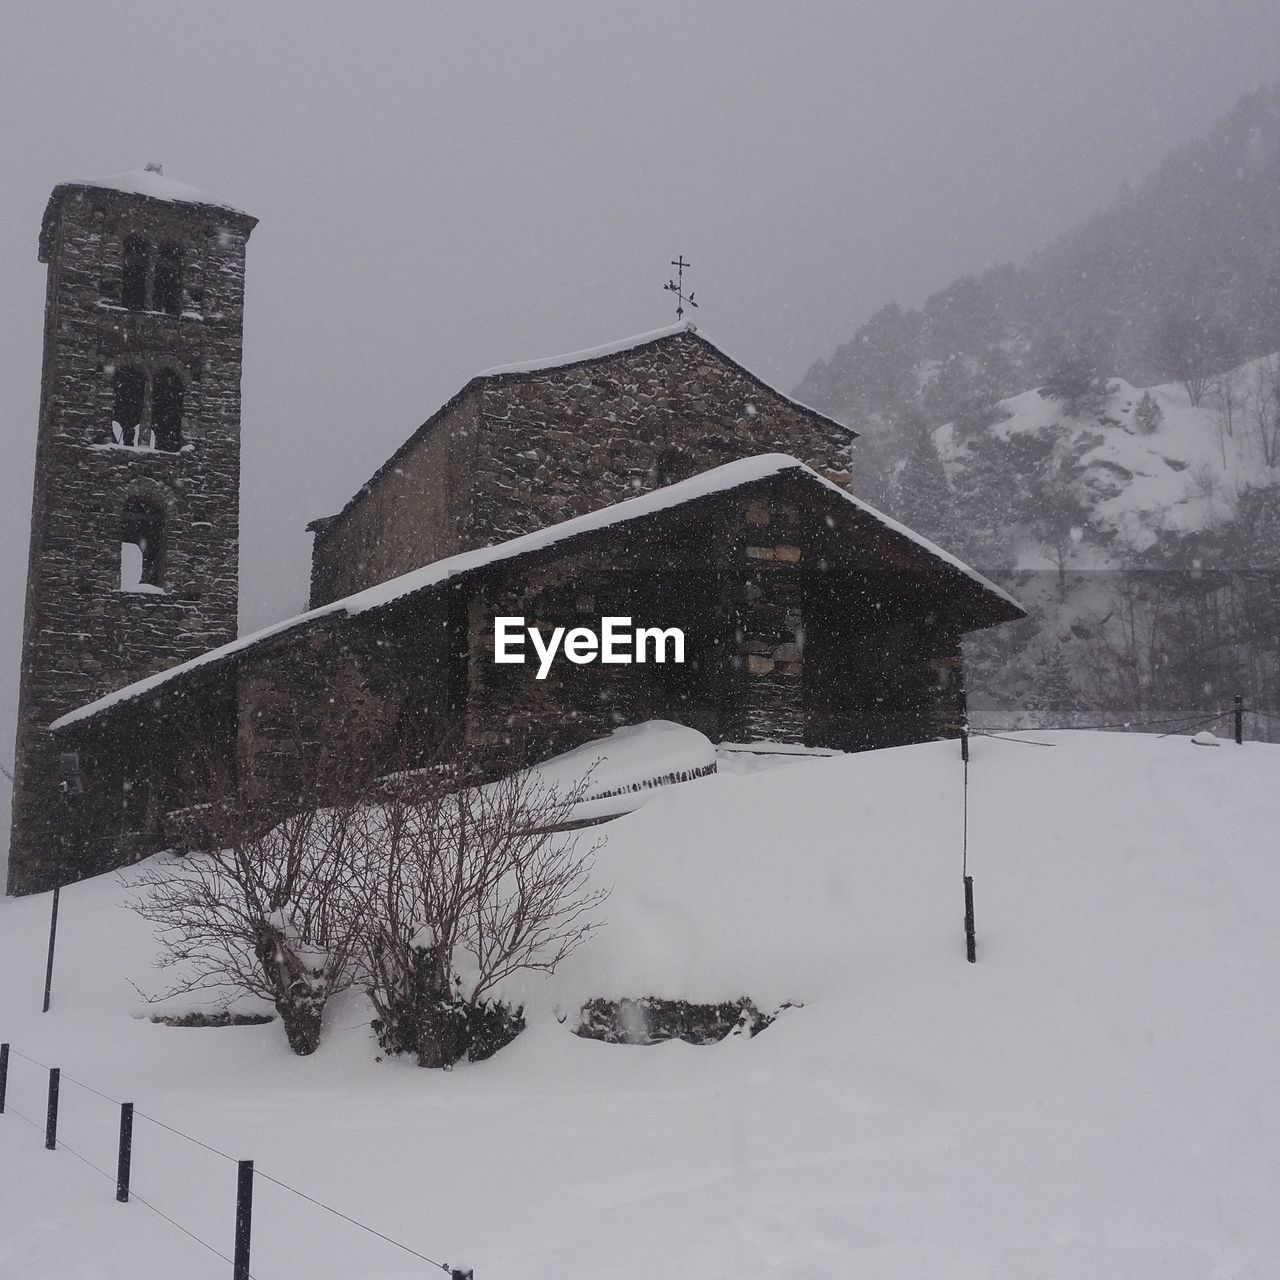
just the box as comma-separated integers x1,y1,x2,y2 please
663,255,698,321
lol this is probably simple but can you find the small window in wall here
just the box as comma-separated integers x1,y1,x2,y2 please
152,368,184,451
122,235,149,311
153,243,183,314
112,366,146,446
120,497,166,591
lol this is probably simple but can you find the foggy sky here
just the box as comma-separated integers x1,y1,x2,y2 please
3,0,1280,855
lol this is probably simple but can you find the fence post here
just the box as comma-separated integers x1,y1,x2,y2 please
964,875,976,963
233,1160,253,1280
1234,694,1244,745
0,1043,8,1113
116,1103,134,1203
45,1068,60,1150
42,886,60,1014
960,728,974,963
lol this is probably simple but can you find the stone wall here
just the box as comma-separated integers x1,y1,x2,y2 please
459,506,738,767
307,328,854,605
8,182,256,894
730,496,808,744
308,388,480,607
468,329,851,546
55,487,974,873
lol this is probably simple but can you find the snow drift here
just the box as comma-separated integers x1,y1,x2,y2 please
1,730,1277,1277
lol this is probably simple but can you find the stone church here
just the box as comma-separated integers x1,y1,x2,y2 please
6,173,1022,895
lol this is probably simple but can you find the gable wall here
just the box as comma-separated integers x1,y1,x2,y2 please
308,388,480,606
468,331,852,545
308,333,852,608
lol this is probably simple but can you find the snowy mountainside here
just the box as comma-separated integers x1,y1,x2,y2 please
2,731,1279,1277
797,85,1280,438
935,353,1280,565
907,353,1280,731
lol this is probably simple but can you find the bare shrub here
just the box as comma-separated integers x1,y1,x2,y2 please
129,734,373,1055
358,745,607,1068
131,721,608,1065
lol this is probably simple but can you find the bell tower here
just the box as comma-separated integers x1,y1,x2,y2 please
7,170,256,894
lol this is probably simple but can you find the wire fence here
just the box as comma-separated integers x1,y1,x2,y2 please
970,695,1277,741
0,1044,464,1278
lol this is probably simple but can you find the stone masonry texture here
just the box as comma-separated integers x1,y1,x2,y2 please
309,329,854,605
8,181,256,894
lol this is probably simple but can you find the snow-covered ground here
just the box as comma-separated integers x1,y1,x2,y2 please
2,730,1278,1277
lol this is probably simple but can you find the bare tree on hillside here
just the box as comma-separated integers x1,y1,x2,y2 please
1244,356,1280,469
1212,374,1240,467
1156,309,1235,408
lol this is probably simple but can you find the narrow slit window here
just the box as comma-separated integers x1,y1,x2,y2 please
120,498,166,591
152,368,184,451
121,235,148,311
112,366,146,446
153,243,183,315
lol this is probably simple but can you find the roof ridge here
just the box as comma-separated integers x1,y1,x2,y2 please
476,320,697,378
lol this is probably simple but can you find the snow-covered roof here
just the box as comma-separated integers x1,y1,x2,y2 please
477,321,696,376
51,454,1021,731
59,169,248,214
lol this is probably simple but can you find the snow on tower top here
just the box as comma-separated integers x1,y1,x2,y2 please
40,169,256,262
62,168,248,212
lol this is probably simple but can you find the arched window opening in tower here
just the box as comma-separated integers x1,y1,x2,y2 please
120,497,166,592
153,243,183,315
121,235,149,311
112,366,146,447
152,368,184,451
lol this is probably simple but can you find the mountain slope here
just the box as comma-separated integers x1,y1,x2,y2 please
795,83,1280,502
789,85,1280,730
933,353,1280,562
897,354,1280,731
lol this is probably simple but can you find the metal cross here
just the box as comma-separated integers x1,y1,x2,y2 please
663,255,698,321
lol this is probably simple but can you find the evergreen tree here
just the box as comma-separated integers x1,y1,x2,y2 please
1027,642,1078,723
947,433,1027,569
1040,352,1113,418
1134,390,1164,434
887,415,956,546
922,276,1004,360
